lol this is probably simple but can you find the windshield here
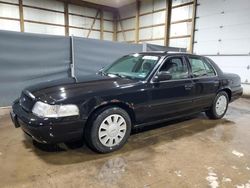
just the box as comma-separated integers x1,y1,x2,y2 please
103,54,160,80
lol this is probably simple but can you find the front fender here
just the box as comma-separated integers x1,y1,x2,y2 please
79,97,135,120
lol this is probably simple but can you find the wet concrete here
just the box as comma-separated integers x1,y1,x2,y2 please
0,98,249,188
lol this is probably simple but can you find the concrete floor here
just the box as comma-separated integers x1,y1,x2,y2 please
0,98,250,188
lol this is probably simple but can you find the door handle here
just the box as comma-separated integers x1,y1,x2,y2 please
185,83,194,90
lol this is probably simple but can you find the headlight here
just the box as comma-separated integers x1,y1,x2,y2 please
32,101,79,118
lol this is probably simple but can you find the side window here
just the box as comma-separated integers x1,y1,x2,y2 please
188,57,216,77
204,60,216,76
159,57,189,80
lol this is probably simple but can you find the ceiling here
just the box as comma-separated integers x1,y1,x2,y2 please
82,0,136,8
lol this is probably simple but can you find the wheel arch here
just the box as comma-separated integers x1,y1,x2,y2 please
85,101,136,128
218,88,232,102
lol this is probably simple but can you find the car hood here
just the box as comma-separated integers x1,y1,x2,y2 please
24,74,139,104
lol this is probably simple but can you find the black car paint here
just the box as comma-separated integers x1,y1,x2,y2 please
11,53,243,144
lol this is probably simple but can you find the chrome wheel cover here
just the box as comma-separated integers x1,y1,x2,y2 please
215,95,227,116
98,114,127,147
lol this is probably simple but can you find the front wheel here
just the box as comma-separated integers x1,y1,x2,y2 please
205,91,229,119
85,107,131,153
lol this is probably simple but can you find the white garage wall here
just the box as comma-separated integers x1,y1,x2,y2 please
194,0,250,55
193,0,250,95
208,56,250,83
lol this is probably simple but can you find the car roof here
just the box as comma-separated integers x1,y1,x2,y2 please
137,51,198,57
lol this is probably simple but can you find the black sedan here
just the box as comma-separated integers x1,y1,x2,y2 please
11,52,243,153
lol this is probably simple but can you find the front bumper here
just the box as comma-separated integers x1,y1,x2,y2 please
11,102,86,144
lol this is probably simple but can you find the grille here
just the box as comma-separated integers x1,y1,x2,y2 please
19,91,35,112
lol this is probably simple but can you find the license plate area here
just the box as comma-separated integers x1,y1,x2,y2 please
10,111,20,128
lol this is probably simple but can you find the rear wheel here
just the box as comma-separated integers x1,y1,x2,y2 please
205,91,229,119
85,107,131,153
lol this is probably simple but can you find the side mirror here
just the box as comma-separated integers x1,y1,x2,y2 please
154,71,172,82
97,67,104,75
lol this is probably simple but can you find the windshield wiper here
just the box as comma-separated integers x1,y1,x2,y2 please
107,73,124,78
100,71,107,76
99,71,111,77
105,72,135,80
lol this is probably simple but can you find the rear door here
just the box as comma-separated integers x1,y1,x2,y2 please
186,55,220,109
145,55,195,122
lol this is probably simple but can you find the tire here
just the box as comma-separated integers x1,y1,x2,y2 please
84,107,132,153
205,91,229,119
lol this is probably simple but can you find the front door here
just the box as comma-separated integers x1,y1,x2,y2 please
146,56,195,122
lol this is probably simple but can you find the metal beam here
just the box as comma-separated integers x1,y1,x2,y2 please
117,28,135,33
23,5,64,13
190,0,197,53
170,34,191,39
118,13,126,41
172,1,194,9
100,10,104,40
164,0,172,46
18,0,24,32
87,10,100,38
171,18,192,24
0,1,18,5
0,16,19,21
140,37,165,42
56,0,117,12
64,2,69,36
135,0,140,43
69,25,112,33
24,19,64,27
68,12,112,21
113,12,118,41
118,16,136,22
139,8,166,17
140,23,165,30
70,36,76,78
